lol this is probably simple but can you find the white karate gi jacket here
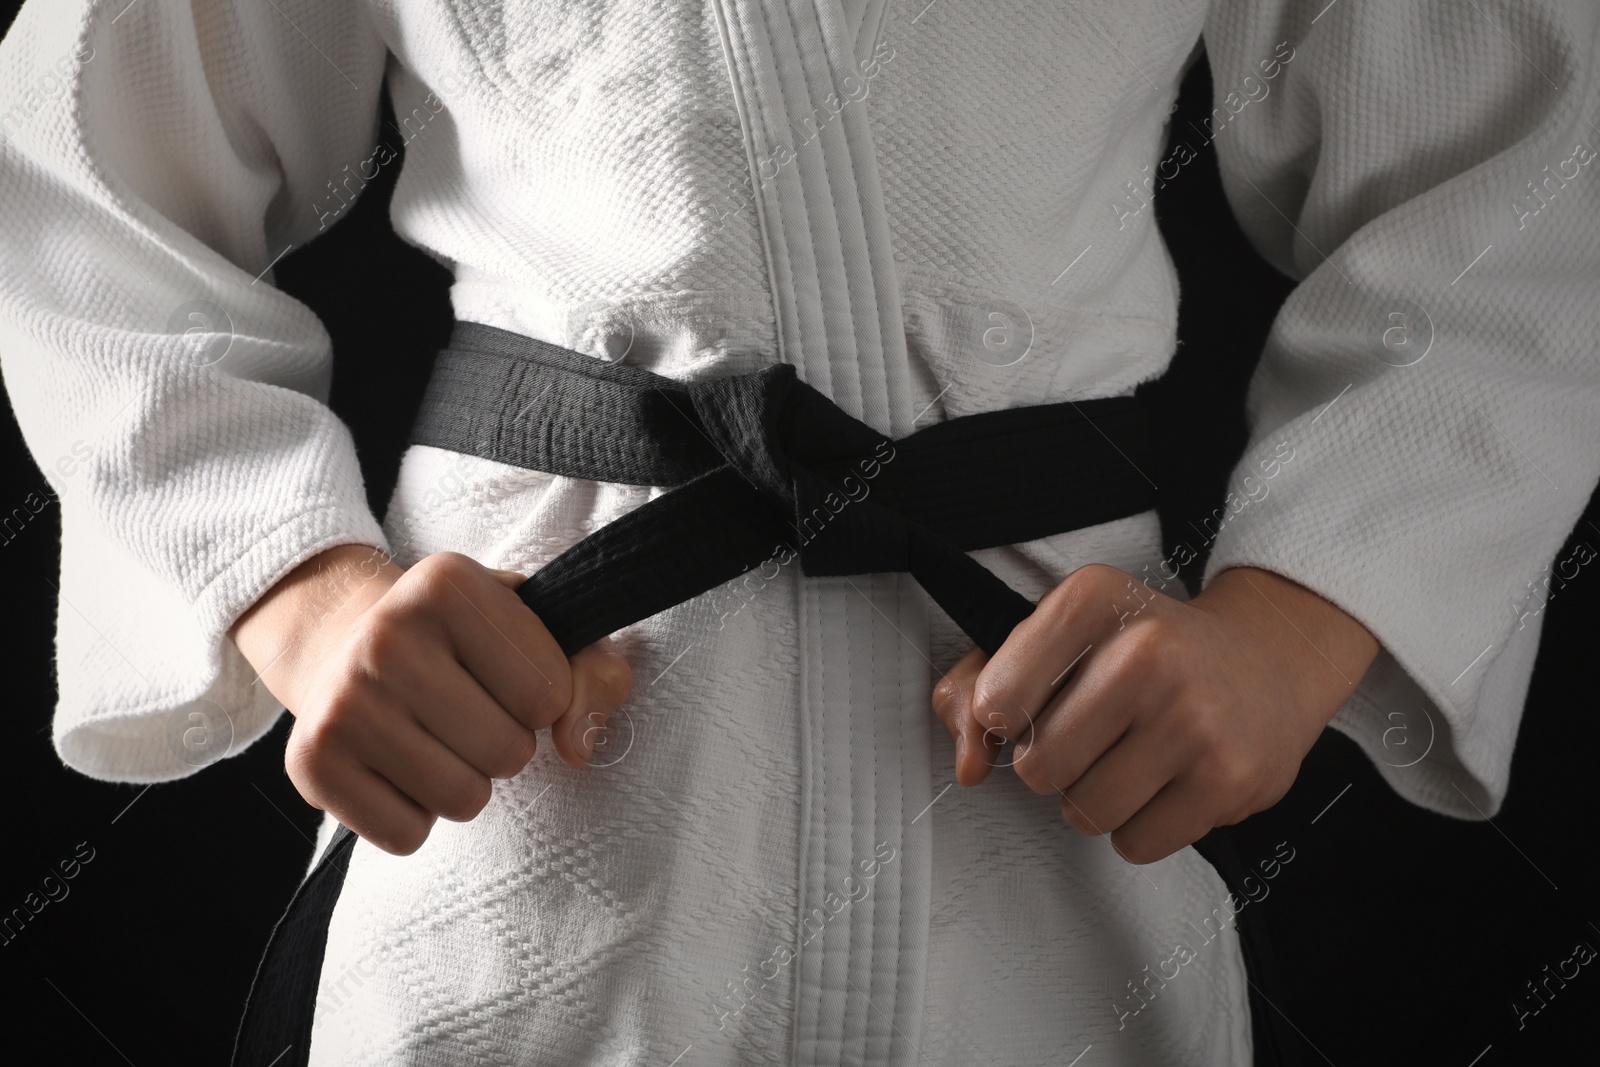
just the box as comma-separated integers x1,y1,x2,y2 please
2,0,1597,1063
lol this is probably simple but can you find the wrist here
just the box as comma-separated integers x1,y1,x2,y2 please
1194,565,1381,725
229,542,403,711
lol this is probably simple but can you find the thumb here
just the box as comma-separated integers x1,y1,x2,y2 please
487,567,528,590
552,637,634,769
933,647,999,788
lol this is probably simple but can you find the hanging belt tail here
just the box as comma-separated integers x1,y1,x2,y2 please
232,320,1163,1065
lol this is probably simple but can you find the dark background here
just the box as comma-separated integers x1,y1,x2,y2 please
2,5,1596,1063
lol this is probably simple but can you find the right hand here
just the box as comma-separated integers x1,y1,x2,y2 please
229,545,633,855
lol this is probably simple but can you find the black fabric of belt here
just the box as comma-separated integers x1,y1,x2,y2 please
410,320,1159,656
231,319,1161,1066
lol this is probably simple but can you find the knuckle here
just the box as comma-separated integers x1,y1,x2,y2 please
378,817,433,857
283,733,329,793
487,729,538,778
596,654,634,707
1217,806,1252,828
410,550,474,598
1174,690,1229,750
1113,831,1163,866
1203,748,1259,800
507,726,540,765
348,615,415,674
426,550,474,574
1063,562,1125,603
437,775,493,822
1013,757,1056,796
318,687,376,742
526,673,572,730
1255,773,1292,812
1039,568,1092,624
1059,794,1099,835
970,684,1020,740
289,702,357,772
930,675,964,720
1122,619,1179,670
1082,561,1129,589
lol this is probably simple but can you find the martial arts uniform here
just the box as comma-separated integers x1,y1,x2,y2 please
2,0,1597,1063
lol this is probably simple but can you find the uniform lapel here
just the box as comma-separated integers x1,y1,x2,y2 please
711,0,910,435
711,2,932,1063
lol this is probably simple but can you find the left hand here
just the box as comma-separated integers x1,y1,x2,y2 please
930,564,1380,864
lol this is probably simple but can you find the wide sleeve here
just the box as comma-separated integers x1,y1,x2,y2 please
1198,0,1600,818
0,0,392,781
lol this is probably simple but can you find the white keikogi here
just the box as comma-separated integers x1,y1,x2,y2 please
3,0,1597,1063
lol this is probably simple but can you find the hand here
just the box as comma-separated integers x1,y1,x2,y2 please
229,545,633,855
931,564,1379,864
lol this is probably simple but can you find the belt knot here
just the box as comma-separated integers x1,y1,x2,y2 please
683,366,909,577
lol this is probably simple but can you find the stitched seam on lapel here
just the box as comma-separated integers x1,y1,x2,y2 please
709,0,791,375
702,2,930,1062
854,0,890,67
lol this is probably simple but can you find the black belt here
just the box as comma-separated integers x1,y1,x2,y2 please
231,320,1161,1065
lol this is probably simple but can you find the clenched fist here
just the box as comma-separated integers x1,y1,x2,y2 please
230,545,632,856
932,564,1379,864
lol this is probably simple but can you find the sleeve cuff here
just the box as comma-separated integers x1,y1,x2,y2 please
1197,407,1561,820
52,500,390,783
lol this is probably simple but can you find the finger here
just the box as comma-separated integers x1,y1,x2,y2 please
407,553,573,731
1010,649,1149,795
1053,728,1186,838
971,563,1132,741
931,648,1001,786
551,638,635,769
290,749,436,857
341,766,438,856
1108,776,1227,866
355,710,496,824
407,659,540,780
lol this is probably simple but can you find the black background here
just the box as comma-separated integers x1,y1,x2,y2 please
1,5,1596,1063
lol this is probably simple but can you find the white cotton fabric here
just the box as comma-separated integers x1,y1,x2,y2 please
1,0,1597,1063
